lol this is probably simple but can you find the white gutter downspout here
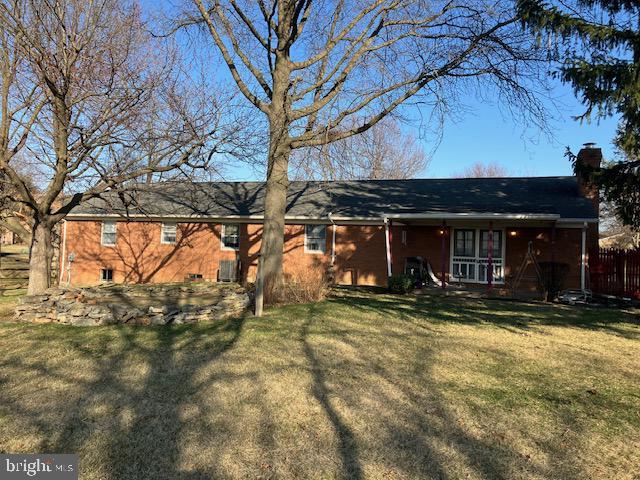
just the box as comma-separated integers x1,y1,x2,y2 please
328,212,336,265
384,217,392,277
581,221,587,291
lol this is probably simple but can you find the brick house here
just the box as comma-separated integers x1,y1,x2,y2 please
60,146,601,291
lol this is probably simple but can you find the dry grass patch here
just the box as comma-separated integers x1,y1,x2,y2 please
0,290,638,479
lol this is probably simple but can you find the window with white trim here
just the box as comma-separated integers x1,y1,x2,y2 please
221,224,240,250
101,221,116,246
161,222,177,244
305,224,326,253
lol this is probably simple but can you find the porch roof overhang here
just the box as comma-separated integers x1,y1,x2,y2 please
381,212,597,228
384,212,561,221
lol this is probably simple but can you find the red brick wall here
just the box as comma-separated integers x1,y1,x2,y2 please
60,220,592,290
390,225,450,280
239,224,331,283
334,225,387,286
60,221,334,286
62,221,220,284
503,227,584,291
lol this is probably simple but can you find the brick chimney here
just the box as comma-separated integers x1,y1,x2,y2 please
575,142,602,215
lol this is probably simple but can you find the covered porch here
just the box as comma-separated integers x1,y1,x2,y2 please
383,213,594,294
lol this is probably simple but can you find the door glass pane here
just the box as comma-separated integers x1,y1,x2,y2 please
480,230,502,258
454,230,475,257
478,263,487,282
453,262,476,280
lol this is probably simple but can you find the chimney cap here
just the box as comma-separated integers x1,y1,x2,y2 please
582,142,597,149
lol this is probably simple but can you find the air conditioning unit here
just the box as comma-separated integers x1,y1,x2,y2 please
218,259,239,282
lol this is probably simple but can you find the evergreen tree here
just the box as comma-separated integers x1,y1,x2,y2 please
518,0,640,229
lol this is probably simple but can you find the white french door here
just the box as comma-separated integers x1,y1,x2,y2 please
451,228,505,284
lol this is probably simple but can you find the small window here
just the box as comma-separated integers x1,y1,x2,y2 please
101,268,113,282
161,222,177,244
221,224,239,250
101,221,116,246
188,273,203,280
305,224,326,253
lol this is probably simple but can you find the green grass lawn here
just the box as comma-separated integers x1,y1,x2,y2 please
0,291,638,479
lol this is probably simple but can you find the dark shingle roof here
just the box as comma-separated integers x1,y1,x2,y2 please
69,177,598,220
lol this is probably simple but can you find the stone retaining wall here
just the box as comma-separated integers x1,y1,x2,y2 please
15,283,251,326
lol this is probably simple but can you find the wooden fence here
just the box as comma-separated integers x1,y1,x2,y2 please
589,248,640,299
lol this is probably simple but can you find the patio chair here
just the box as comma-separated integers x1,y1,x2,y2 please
404,256,427,287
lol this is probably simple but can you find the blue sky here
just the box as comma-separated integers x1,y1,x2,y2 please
225,81,619,181
420,81,619,179
157,2,620,182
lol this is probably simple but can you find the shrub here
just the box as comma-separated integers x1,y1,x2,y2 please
388,275,415,294
268,270,330,305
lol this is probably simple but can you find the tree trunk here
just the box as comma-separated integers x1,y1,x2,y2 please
254,45,292,316
258,146,291,305
27,220,54,295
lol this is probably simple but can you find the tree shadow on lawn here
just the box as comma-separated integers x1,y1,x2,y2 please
328,291,640,339
0,291,633,479
299,301,593,480
300,312,363,479
0,314,249,479
100,321,244,479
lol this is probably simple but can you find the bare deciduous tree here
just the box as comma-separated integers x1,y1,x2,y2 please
181,0,548,312
600,201,640,250
0,0,245,294
453,162,509,178
0,167,34,243
291,119,428,180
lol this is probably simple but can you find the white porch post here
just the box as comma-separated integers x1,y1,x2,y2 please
328,213,336,265
487,221,493,288
331,225,336,265
384,217,392,277
581,221,587,291
440,221,447,289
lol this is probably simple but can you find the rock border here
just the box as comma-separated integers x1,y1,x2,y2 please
15,283,250,326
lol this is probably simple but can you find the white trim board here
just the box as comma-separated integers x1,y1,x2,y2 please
66,212,598,226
